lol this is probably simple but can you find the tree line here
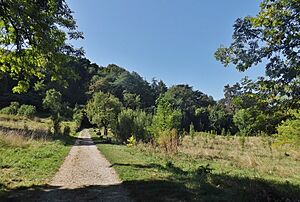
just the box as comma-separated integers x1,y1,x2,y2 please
0,0,299,147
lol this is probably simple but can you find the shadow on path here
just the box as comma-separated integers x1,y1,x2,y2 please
0,184,131,202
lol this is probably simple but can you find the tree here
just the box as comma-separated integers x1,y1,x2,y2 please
150,78,168,101
151,93,182,138
86,92,122,136
277,110,300,147
89,64,155,110
208,105,237,135
116,108,152,142
215,0,300,106
0,0,83,93
227,77,288,135
123,91,141,110
43,89,62,134
162,85,215,132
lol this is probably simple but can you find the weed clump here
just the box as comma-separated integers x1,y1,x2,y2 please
158,129,179,153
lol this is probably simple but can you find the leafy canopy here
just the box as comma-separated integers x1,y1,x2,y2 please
86,91,122,135
0,0,83,93
43,89,62,116
215,0,300,104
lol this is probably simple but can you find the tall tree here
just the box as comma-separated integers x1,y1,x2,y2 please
163,85,215,131
89,64,155,110
215,0,300,107
151,78,168,101
0,0,83,93
86,91,122,136
151,93,182,138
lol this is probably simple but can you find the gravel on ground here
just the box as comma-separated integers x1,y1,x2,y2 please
7,129,132,202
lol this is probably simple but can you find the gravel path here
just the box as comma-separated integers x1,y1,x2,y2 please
39,129,132,202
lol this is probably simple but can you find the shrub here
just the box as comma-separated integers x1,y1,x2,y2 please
43,89,62,134
17,105,36,118
0,102,20,115
276,111,300,147
151,104,182,139
126,135,137,147
157,129,179,153
116,109,152,142
132,110,152,141
117,109,134,141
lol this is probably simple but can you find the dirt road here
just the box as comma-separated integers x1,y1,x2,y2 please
6,129,132,202
38,129,132,202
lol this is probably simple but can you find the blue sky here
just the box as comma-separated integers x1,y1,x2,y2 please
67,0,265,100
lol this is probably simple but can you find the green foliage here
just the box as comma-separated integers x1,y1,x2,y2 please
116,108,152,142
215,0,300,106
233,109,257,136
277,111,300,147
123,91,141,110
131,110,152,141
195,107,210,132
233,105,286,136
89,64,155,110
163,85,215,132
73,106,84,130
86,91,122,136
126,135,137,147
222,77,288,136
60,103,73,119
189,123,195,138
151,93,182,138
43,89,62,134
0,102,19,115
208,105,234,135
17,105,36,118
150,78,168,101
0,0,83,93
43,89,62,115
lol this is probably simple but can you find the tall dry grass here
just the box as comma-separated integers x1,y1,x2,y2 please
179,132,300,180
157,129,179,153
0,114,51,132
0,130,32,148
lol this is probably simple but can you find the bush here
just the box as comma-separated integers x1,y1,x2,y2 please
126,135,137,147
151,105,182,139
17,105,36,118
276,111,300,147
116,109,152,142
0,102,20,115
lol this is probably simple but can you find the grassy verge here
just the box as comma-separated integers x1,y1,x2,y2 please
0,115,76,198
93,132,300,201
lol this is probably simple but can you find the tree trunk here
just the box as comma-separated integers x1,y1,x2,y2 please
104,126,108,136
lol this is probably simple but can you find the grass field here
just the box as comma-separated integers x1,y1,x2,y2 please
94,132,300,201
0,114,76,198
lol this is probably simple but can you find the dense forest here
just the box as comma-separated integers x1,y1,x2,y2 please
1,51,299,145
